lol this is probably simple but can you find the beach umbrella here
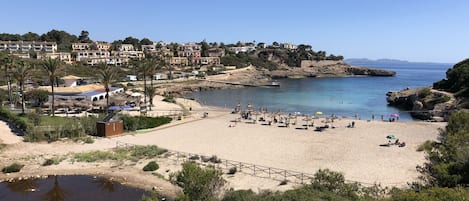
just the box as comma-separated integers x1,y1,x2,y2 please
108,106,122,110
130,92,142,97
391,113,399,118
386,135,397,139
316,111,323,115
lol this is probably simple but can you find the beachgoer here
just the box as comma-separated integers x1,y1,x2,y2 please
351,121,355,128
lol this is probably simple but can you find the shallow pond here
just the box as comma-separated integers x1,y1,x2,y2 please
0,175,168,201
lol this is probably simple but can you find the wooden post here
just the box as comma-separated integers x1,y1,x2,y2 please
253,165,256,175
268,168,271,177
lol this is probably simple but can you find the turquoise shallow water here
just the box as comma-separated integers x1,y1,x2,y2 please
186,63,452,121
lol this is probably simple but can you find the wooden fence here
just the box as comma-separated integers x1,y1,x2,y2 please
115,141,315,184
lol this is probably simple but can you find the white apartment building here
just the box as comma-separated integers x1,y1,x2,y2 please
0,41,57,52
72,42,111,51
228,46,256,54
38,52,73,64
281,43,297,50
119,44,135,51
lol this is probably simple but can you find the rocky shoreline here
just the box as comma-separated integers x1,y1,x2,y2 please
161,62,396,96
386,87,458,121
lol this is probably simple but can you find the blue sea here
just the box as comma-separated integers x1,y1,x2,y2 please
186,62,452,121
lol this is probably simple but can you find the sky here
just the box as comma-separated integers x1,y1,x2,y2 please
1,0,468,63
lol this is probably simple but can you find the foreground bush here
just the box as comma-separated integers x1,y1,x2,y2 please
173,162,225,201
2,163,24,173
388,187,469,201
143,161,159,171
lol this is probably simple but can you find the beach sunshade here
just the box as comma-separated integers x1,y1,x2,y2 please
386,135,396,139
316,111,323,115
391,113,399,117
108,106,121,110
131,92,142,97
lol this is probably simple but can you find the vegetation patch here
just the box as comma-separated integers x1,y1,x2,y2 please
417,140,434,152
73,145,167,163
42,156,65,166
2,163,24,173
162,95,176,103
143,161,159,171
121,115,171,131
227,167,237,175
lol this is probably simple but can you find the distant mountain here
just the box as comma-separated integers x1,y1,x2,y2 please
345,58,454,66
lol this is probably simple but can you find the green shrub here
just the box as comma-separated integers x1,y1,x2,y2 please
84,137,94,144
201,155,221,163
279,179,288,185
2,163,24,173
27,112,42,126
143,161,159,171
42,159,55,166
0,106,30,132
173,162,225,201
227,167,237,175
42,157,64,166
417,140,434,152
162,96,176,103
124,145,168,158
419,88,432,98
189,155,200,160
121,115,171,131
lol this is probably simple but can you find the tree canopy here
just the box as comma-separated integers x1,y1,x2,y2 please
433,58,469,97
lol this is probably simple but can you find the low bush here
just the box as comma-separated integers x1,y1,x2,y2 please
209,155,222,163
2,163,24,173
73,151,124,162
162,95,176,103
42,157,64,166
84,137,94,144
121,115,171,131
189,155,200,160
143,161,159,171
417,140,434,152
0,106,30,132
126,145,168,158
228,167,237,175
279,179,288,185
419,88,432,98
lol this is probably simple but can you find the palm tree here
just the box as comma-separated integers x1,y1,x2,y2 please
145,86,156,111
12,60,31,114
137,59,152,108
97,63,117,113
41,58,62,116
1,53,15,105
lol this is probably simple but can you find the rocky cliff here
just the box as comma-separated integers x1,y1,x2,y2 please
386,87,457,121
265,60,395,78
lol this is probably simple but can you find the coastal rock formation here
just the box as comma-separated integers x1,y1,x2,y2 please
386,88,457,121
266,60,395,78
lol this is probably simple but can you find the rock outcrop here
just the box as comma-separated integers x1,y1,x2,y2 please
386,88,457,121
265,60,395,78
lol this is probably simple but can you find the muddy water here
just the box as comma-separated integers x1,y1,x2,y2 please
0,175,168,201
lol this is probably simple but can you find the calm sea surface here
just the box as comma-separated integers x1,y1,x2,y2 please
186,63,452,121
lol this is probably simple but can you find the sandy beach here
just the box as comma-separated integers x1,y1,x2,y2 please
0,97,446,196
